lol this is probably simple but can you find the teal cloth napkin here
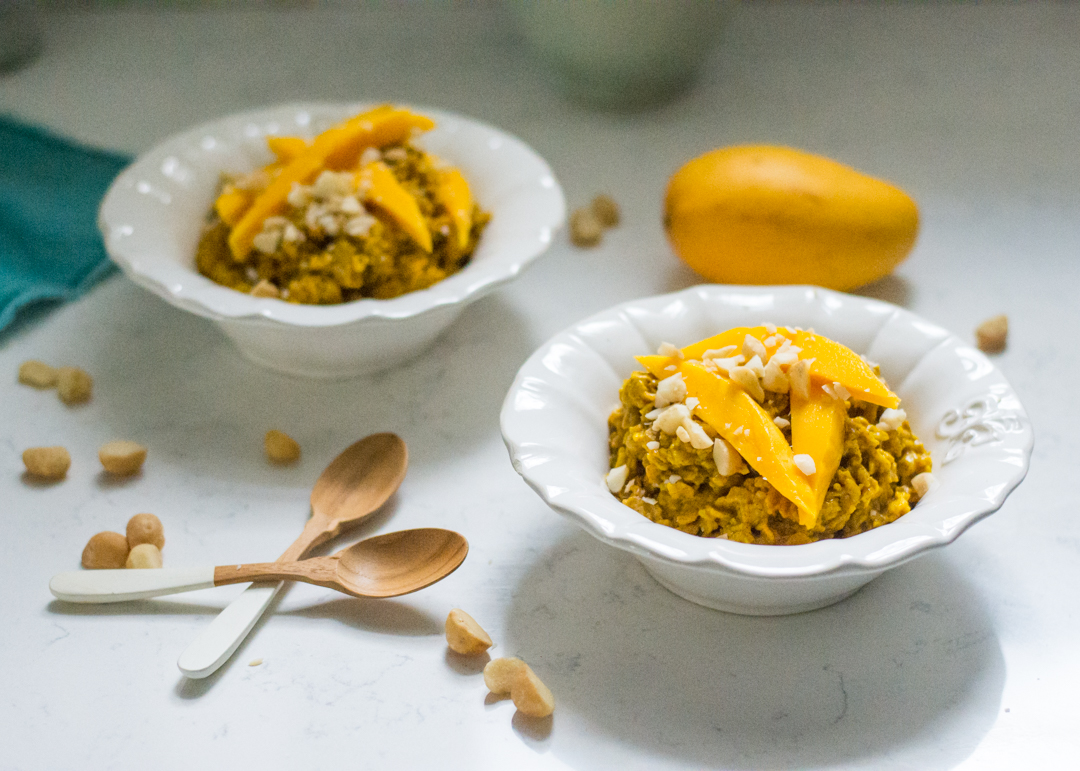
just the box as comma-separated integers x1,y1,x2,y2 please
0,116,130,331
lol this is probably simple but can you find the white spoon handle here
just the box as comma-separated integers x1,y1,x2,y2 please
176,581,282,679
50,567,216,603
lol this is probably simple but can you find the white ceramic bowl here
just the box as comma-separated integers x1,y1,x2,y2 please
501,285,1033,615
98,102,566,378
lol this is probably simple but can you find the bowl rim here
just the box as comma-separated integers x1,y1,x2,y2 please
97,100,566,328
500,284,1033,579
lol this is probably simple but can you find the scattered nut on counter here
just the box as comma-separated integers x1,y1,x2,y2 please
126,543,163,569
56,366,93,405
265,430,301,463
99,440,148,476
483,657,555,718
445,609,493,655
126,513,165,550
82,531,129,569
590,194,621,228
976,314,1008,353
18,360,59,388
569,207,604,248
22,446,71,480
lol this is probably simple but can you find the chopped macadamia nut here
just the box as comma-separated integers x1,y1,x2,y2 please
605,464,629,493
18,360,58,388
653,404,691,434
569,207,603,247
773,416,791,430
126,513,165,550
702,345,737,360
265,430,301,463
590,194,620,228
742,334,767,362
793,453,817,476
82,531,129,569
976,314,1008,353
99,440,148,476
22,446,70,480
250,279,281,299
675,425,691,443
56,367,92,405
445,609,493,655
713,437,747,476
788,359,812,401
654,372,687,408
126,543,163,569
762,358,790,393
657,342,683,358
877,408,907,432
728,365,765,402
684,420,714,450
912,472,936,497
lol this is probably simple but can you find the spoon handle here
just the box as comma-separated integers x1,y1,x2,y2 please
50,567,216,603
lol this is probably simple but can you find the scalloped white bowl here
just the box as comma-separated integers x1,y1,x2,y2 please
500,285,1032,615
98,102,566,378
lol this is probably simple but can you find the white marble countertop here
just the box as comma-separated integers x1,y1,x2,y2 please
1,4,1077,770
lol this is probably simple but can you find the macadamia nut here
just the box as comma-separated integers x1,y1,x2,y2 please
265,430,301,463
483,657,527,695
99,440,148,476
82,531,129,569
126,543,163,569
18,360,58,388
56,366,93,405
483,657,554,718
445,609,493,655
126,513,165,550
976,314,1008,354
22,446,71,480
590,194,620,228
569,207,603,248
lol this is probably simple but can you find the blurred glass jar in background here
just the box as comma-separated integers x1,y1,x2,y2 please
511,0,730,110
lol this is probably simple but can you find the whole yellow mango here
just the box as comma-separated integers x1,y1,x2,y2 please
664,146,919,291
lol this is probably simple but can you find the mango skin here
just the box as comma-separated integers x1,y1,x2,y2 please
664,146,919,291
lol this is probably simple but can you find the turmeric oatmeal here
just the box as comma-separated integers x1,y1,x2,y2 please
196,105,490,304
607,326,933,545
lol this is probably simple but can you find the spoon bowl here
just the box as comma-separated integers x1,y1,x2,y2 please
335,528,471,598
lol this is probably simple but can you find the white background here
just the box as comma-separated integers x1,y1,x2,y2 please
1,4,1076,769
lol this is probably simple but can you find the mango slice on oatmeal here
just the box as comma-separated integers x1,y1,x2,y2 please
227,105,435,259
359,160,433,253
436,167,474,250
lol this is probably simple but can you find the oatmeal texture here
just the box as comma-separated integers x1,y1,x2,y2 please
608,370,932,545
197,144,489,304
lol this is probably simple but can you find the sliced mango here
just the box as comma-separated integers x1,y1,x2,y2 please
790,384,847,526
436,167,473,250
267,136,309,164
227,105,434,259
790,330,898,408
639,357,817,519
359,161,432,253
674,326,897,408
214,188,252,227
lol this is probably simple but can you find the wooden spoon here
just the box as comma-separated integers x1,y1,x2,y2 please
49,528,468,603
177,433,407,679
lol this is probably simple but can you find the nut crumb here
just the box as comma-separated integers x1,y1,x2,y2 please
248,658,263,667
975,314,1008,353
569,207,603,247
18,360,58,388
